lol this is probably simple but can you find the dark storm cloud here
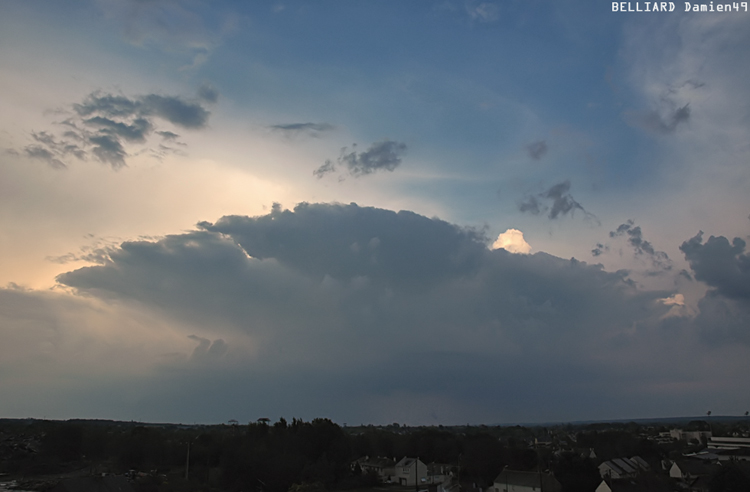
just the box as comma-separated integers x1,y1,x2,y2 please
18,89,211,169
315,140,407,179
609,220,671,270
519,180,597,222
526,140,548,160
691,293,750,345
43,202,750,422
58,202,664,352
680,232,750,301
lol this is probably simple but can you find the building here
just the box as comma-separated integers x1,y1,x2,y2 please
394,457,428,486
353,456,396,482
493,469,562,492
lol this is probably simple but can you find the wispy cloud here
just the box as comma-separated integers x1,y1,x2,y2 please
608,220,672,271
526,140,548,160
519,180,598,222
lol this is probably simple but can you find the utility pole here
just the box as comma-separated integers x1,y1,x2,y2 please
185,440,191,480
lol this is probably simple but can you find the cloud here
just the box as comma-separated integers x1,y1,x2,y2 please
526,140,548,160
23,131,86,169
627,103,690,135
591,243,608,257
608,220,672,271
1,202,747,422
83,116,152,142
25,144,66,170
17,90,211,169
156,130,180,141
625,80,694,136
519,180,597,222
270,122,335,138
138,94,210,129
89,135,128,169
94,0,227,69
197,83,220,104
466,1,500,22
312,159,336,179
315,140,407,179
490,229,531,254
680,232,750,301
188,335,228,363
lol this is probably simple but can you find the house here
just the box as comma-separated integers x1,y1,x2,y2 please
440,477,484,492
669,429,712,443
353,456,396,482
629,456,650,472
394,457,428,486
598,460,635,480
669,460,719,481
426,462,452,484
493,469,561,492
595,477,670,492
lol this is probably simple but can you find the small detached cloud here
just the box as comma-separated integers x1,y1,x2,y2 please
466,1,500,22
19,90,212,169
314,139,407,179
270,122,335,138
591,243,609,257
519,180,598,222
491,229,531,254
526,140,548,160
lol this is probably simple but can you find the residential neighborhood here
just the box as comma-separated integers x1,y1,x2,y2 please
2,417,750,492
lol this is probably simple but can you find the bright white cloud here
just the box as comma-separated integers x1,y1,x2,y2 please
491,228,531,254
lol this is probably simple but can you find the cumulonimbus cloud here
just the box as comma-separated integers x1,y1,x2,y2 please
1,202,746,422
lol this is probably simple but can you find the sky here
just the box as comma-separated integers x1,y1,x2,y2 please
1,0,749,426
